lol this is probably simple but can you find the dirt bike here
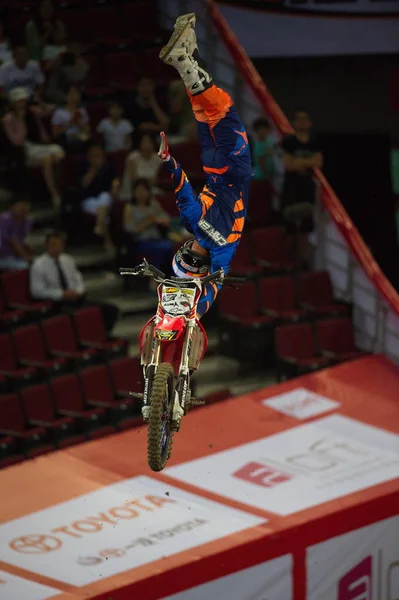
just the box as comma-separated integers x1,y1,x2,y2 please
119,260,244,472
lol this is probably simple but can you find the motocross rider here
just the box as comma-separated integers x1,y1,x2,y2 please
158,13,252,317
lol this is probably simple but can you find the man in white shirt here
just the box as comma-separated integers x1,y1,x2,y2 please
30,230,119,332
0,43,45,98
97,101,133,152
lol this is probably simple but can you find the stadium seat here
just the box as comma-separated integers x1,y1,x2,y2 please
142,46,174,84
218,281,274,363
80,364,136,429
121,1,163,40
0,333,39,386
105,52,138,92
84,54,110,96
109,356,143,397
275,323,330,381
252,227,295,273
86,6,122,43
229,235,262,277
0,292,27,331
13,325,69,375
50,373,115,439
42,315,99,365
1,270,52,315
73,307,128,358
86,101,108,131
0,435,25,469
296,271,350,317
21,384,86,448
316,318,365,363
59,9,89,42
171,142,203,178
0,393,55,458
247,180,274,227
258,276,308,323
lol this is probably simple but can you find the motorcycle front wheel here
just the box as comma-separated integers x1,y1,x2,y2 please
147,362,175,472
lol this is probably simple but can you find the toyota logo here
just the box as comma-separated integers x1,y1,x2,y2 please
10,534,62,554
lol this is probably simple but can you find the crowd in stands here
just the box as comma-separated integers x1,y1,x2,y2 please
0,0,363,469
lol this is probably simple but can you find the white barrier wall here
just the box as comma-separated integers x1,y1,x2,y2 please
158,0,399,364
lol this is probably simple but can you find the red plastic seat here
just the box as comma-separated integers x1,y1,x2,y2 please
0,292,26,330
171,142,203,177
84,54,110,96
0,332,38,383
121,1,162,38
50,373,114,439
0,393,54,458
42,315,98,363
142,47,174,84
252,227,295,273
219,281,266,322
296,271,350,317
219,281,274,363
13,325,68,374
258,276,308,322
275,323,330,380
80,364,135,429
21,384,86,448
73,307,127,357
1,270,52,315
316,318,365,363
87,6,121,42
229,235,262,277
60,9,89,41
247,180,274,227
105,52,137,91
109,356,143,397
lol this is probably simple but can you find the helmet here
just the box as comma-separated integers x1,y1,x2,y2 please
172,240,210,278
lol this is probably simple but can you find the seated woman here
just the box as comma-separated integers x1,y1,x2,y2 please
119,133,161,201
123,178,174,274
51,84,90,154
25,0,67,62
2,87,64,209
79,141,119,250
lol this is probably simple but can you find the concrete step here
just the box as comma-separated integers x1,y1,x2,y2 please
195,371,277,399
192,355,240,387
85,271,122,300
106,292,158,317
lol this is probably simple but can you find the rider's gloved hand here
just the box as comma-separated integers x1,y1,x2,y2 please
158,131,171,162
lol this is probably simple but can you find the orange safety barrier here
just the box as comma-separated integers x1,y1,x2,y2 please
208,0,399,316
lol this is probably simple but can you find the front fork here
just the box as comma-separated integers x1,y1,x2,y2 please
172,320,195,430
142,335,161,420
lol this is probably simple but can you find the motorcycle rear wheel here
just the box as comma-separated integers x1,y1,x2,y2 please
147,362,175,472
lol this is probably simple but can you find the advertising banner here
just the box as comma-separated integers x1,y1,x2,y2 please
165,415,399,515
262,387,340,420
0,476,264,587
163,554,293,600
0,570,59,600
307,516,399,599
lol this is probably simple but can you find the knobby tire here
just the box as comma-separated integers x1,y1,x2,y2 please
147,362,175,472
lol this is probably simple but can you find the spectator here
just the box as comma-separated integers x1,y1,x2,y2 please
123,178,173,273
30,230,119,332
0,193,33,270
0,19,12,66
281,108,323,269
168,79,196,141
0,42,45,99
45,42,90,105
80,142,119,250
120,133,161,201
51,84,90,153
97,101,133,153
252,117,276,181
126,77,169,133
2,87,65,209
25,0,66,62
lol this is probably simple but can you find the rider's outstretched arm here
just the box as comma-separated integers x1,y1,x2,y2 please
159,132,201,234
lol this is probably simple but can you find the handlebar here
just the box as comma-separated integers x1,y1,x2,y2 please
119,262,246,287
